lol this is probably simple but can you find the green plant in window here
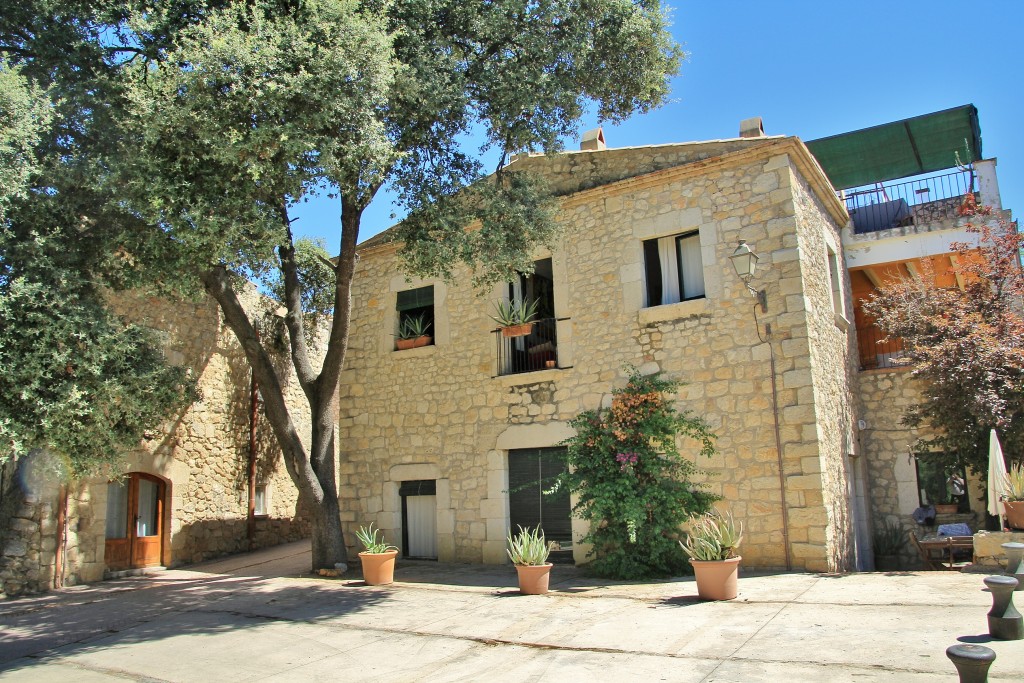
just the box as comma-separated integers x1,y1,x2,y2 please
396,312,431,340
489,298,540,327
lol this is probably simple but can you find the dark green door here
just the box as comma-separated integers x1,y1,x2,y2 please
508,447,573,563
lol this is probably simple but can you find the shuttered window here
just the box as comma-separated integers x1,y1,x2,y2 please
508,448,573,552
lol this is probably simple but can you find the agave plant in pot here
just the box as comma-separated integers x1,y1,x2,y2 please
507,525,555,594
490,298,540,338
1003,462,1024,530
394,313,432,351
356,523,399,585
680,510,743,601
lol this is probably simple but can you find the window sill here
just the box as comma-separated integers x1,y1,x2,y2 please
393,344,437,358
638,298,709,325
498,367,564,386
834,312,851,332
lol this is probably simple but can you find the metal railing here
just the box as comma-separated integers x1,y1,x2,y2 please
856,323,909,371
494,317,559,376
842,169,977,234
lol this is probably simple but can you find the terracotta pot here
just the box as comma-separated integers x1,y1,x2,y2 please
501,323,534,338
514,563,552,595
690,556,741,601
395,335,431,351
935,503,959,515
359,550,398,585
1005,501,1024,530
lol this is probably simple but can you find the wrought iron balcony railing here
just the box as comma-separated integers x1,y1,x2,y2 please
494,317,560,376
857,323,909,371
842,169,977,235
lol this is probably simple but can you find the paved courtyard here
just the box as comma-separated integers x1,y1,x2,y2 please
1,540,1021,682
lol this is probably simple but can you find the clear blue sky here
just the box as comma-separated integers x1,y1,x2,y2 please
291,0,1023,249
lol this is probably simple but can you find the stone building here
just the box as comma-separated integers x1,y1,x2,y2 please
337,105,1009,573
0,292,317,597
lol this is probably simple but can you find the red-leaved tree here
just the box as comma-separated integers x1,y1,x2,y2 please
864,205,1024,478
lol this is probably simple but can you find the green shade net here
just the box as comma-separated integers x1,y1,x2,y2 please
805,105,982,190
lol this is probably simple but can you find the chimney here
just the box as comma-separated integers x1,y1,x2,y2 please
739,117,765,138
580,127,607,151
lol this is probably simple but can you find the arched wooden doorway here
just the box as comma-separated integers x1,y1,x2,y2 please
104,473,167,570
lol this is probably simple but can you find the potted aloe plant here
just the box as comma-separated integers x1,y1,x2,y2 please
490,299,540,338
1003,462,1024,530
679,510,743,601
395,313,432,350
872,519,904,571
507,524,554,594
356,523,399,585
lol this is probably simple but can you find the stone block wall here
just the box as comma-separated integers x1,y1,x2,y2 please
338,138,859,572
1,291,317,597
856,367,985,569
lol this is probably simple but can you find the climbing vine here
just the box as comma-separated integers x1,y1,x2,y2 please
556,367,718,578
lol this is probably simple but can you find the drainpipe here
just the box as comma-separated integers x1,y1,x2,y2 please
53,485,68,589
247,333,259,551
756,313,793,572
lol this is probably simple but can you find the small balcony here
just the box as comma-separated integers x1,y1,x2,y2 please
856,322,908,371
494,317,559,376
842,169,976,235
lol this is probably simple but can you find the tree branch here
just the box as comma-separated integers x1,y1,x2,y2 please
200,266,324,504
277,203,318,393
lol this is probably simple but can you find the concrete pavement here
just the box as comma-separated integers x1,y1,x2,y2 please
1,540,1021,681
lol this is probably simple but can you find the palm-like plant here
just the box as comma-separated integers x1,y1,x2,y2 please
679,510,743,561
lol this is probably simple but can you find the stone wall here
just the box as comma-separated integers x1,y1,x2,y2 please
0,291,317,597
856,367,984,569
338,139,858,572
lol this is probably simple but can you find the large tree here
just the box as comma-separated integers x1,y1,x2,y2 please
864,207,1024,479
2,0,682,569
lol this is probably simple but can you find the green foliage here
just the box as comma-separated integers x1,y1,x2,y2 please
0,227,197,477
865,211,1024,479
506,524,554,566
396,312,431,340
0,61,50,220
263,237,336,347
556,368,718,579
489,298,540,327
355,523,398,553
679,510,743,562
871,519,904,556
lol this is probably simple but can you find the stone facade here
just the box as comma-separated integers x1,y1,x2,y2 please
0,292,316,597
338,137,861,572
856,367,985,569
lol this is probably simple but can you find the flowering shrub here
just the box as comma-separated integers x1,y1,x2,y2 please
555,367,718,578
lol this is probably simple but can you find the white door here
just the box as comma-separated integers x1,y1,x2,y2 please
406,495,437,559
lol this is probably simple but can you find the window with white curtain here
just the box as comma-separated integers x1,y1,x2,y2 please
642,231,705,307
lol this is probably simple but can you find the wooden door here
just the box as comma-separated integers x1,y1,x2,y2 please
104,474,165,570
508,447,573,563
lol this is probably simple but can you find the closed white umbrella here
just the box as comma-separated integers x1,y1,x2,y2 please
988,429,1009,530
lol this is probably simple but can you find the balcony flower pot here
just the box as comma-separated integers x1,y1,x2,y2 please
359,549,398,585
690,556,742,601
501,323,534,338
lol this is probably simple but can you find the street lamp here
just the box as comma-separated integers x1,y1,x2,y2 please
730,240,767,312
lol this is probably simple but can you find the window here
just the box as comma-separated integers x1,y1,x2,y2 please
254,485,268,516
508,447,573,561
396,285,434,347
915,458,969,512
642,231,705,307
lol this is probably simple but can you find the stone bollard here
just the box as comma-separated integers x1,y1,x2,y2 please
946,644,996,683
984,575,1024,640
1002,542,1024,591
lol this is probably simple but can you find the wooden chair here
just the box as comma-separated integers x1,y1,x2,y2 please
910,531,973,570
